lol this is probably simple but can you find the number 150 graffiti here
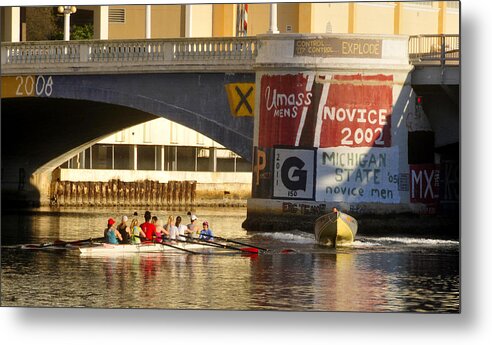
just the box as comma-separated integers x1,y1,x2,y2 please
15,75,53,97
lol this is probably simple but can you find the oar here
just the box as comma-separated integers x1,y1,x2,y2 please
179,235,259,254
198,233,268,251
135,235,198,254
159,241,198,254
53,237,105,246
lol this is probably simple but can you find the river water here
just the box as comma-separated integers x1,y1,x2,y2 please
1,207,459,312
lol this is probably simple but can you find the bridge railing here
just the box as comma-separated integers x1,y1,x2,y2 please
409,34,460,65
1,37,258,67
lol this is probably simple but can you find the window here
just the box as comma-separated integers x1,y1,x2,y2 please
109,8,125,23
92,144,113,170
137,145,156,170
236,157,252,172
177,147,196,171
197,148,210,171
164,146,177,171
216,148,236,172
114,145,132,170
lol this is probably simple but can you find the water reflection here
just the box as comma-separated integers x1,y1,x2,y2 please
1,208,459,312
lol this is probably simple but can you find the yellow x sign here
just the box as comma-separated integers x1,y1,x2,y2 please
225,83,255,117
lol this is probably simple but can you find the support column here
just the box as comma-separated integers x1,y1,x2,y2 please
185,5,193,37
133,145,138,170
394,2,402,35
145,5,151,39
93,6,109,40
2,7,20,42
244,34,414,233
209,147,217,172
348,3,357,33
438,1,447,34
267,3,279,34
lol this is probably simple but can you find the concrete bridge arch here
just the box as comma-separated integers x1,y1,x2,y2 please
2,72,255,206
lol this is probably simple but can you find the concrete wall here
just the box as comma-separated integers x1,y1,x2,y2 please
98,118,221,148
60,168,251,184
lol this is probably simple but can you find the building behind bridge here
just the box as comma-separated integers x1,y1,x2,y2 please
2,2,459,42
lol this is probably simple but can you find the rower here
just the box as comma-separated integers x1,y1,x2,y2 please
199,221,213,241
176,216,188,241
117,215,131,244
140,210,156,241
129,218,146,244
105,218,122,244
186,214,200,240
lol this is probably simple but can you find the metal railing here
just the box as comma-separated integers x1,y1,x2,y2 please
1,37,258,66
409,34,460,65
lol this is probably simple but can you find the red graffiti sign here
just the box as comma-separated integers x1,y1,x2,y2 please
258,73,393,149
410,164,440,204
258,74,313,148
318,74,393,148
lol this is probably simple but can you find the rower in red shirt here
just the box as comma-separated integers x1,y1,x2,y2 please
140,210,156,241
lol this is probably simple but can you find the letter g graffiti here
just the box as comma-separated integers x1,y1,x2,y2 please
281,157,307,191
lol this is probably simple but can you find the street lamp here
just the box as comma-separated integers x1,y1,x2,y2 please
57,5,77,41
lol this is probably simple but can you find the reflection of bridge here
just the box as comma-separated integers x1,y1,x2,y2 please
1,34,459,206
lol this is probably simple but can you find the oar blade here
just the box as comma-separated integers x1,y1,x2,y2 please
240,247,259,254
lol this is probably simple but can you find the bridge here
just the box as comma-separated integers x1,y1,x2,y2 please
1,34,459,209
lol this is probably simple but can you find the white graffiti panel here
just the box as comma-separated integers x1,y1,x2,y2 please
316,147,400,203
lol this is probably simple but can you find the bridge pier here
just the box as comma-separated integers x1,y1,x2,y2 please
243,33,458,237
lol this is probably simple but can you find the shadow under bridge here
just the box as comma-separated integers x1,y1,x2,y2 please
41,72,255,160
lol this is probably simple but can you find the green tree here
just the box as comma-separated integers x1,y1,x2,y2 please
26,7,57,41
71,24,94,40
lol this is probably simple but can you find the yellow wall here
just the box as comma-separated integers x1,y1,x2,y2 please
190,4,213,37
104,2,459,39
278,3,299,33
298,3,312,33
109,5,183,39
248,4,270,36
152,5,183,38
212,4,236,37
311,3,350,34
445,7,460,34
355,3,395,34
400,2,440,35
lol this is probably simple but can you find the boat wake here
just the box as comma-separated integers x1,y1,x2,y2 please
255,231,316,244
354,236,459,247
